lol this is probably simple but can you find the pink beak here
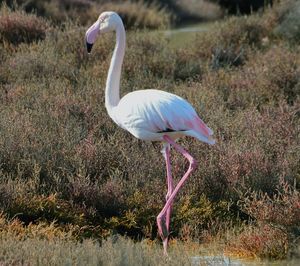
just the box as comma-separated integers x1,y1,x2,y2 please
85,20,100,53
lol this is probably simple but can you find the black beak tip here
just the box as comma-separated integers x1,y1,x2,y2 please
86,42,93,53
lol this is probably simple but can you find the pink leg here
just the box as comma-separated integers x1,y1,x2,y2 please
157,135,197,255
161,143,174,252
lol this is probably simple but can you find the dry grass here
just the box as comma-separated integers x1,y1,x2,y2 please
0,4,48,45
0,212,205,266
175,0,223,21
225,179,300,259
0,0,299,262
0,237,194,266
225,223,289,259
274,0,300,43
98,1,171,29
2,0,171,29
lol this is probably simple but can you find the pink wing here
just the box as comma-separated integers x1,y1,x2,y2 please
114,89,213,142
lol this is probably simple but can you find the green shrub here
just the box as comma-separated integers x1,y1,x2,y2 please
193,13,276,69
274,0,300,43
6,193,86,225
0,212,76,240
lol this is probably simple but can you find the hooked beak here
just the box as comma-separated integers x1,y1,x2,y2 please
85,20,100,54
86,41,93,54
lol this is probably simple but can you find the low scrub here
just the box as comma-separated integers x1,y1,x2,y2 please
193,14,270,69
240,179,300,228
1,0,171,29
98,1,171,29
0,230,194,266
225,179,300,259
225,223,289,259
0,1,299,261
274,0,300,43
0,212,75,241
0,5,48,45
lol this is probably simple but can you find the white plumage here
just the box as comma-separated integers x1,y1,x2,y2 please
85,11,215,255
112,89,214,143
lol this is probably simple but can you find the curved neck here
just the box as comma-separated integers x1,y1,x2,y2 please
105,22,125,116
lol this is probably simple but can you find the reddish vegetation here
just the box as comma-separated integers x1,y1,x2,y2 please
0,7,47,45
226,223,289,259
0,0,299,261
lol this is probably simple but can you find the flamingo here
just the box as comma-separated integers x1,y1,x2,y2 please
85,12,215,255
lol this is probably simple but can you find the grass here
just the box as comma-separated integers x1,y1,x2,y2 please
174,0,223,21
0,0,299,263
166,22,214,48
274,0,300,43
0,4,48,45
0,212,223,265
0,238,186,265
1,0,171,29
0,235,224,266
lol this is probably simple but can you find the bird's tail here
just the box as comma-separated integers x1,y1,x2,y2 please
188,116,215,144
185,130,216,145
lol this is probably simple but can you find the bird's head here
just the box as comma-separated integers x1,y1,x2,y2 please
85,11,122,54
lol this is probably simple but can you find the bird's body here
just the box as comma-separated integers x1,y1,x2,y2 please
85,11,215,255
112,89,215,143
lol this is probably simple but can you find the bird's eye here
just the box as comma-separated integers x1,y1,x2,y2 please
99,15,108,24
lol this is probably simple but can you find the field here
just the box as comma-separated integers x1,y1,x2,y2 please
0,0,300,264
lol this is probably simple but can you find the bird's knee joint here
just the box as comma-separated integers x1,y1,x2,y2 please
157,215,164,223
156,215,168,239
161,150,167,160
190,159,197,170
165,193,172,201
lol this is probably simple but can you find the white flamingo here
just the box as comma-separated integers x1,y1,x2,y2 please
85,12,215,255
